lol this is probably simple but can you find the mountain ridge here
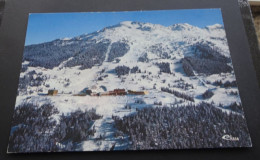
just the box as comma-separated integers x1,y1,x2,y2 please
25,21,224,47
23,21,229,71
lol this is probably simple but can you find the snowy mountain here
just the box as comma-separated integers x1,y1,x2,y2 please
20,21,235,98
23,21,230,69
12,21,248,151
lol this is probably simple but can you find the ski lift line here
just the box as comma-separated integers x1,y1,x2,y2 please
192,70,209,88
104,44,112,62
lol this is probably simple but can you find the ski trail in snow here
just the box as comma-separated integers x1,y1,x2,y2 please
81,117,129,151
104,44,112,62
191,70,209,88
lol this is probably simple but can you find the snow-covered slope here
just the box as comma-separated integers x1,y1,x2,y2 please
15,21,243,151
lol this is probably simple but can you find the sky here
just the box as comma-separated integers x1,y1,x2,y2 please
25,8,224,45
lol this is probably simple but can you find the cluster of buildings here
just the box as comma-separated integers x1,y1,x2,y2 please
47,88,148,97
75,88,148,96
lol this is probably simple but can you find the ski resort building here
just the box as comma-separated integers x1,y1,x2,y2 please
99,89,127,96
83,89,92,95
128,90,148,95
48,89,58,96
74,88,147,97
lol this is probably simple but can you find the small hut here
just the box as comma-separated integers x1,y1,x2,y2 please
85,89,92,95
80,88,92,95
78,87,93,96
48,89,58,96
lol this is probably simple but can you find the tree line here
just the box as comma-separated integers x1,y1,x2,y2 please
8,103,102,152
161,87,194,102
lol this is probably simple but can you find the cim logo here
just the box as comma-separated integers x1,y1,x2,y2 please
222,135,239,141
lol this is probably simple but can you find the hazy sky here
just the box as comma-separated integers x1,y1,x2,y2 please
25,8,223,45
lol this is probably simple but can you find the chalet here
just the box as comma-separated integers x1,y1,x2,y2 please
99,89,127,96
76,87,93,96
48,89,58,96
114,89,125,92
83,89,92,95
112,89,127,95
128,90,148,95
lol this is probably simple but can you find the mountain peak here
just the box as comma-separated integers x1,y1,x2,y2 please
61,37,72,41
120,21,134,26
169,23,198,31
204,24,224,30
120,21,154,27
